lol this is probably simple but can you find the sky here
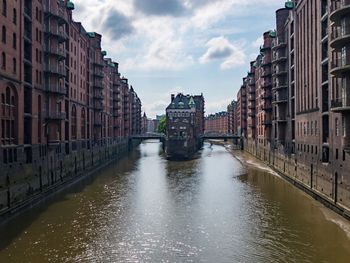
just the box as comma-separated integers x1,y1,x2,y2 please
73,0,286,118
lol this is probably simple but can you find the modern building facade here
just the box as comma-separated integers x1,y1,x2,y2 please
233,0,350,217
0,0,142,214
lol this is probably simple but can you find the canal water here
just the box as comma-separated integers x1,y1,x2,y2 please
0,141,350,262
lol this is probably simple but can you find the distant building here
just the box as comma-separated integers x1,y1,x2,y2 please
205,112,229,134
166,93,205,159
227,101,238,134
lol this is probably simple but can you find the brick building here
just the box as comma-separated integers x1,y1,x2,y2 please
166,93,205,159
227,100,238,134
205,112,229,134
0,0,142,211
233,0,350,215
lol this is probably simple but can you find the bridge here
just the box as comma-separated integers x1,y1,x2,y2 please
201,134,241,140
131,133,165,140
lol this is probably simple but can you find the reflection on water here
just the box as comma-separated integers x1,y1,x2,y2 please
0,141,350,262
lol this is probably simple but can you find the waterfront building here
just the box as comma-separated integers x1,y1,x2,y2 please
0,0,142,213
227,100,238,134
233,0,350,215
205,112,229,134
166,93,205,159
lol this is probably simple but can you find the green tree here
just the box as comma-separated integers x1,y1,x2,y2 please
157,116,166,134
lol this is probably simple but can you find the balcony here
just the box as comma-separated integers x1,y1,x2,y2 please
45,111,66,121
261,80,272,89
272,53,287,64
331,98,350,112
44,25,68,42
330,24,350,49
93,81,103,89
273,82,288,90
273,94,288,104
44,46,66,60
43,4,68,24
94,102,103,111
93,91,104,100
46,85,66,95
262,120,272,126
330,57,350,77
262,103,272,111
261,58,272,67
273,67,288,76
261,69,272,77
261,92,272,100
330,0,350,23
272,38,286,50
93,61,104,68
93,70,104,78
275,115,287,122
44,65,66,77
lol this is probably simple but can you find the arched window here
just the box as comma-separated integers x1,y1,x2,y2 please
12,8,16,24
1,52,5,69
2,0,6,16
71,105,77,140
81,108,86,139
2,26,6,43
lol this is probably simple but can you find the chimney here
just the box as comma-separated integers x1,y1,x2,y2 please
171,94,175,102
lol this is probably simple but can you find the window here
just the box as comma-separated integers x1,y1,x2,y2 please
1,52,5,69
81,108,86,139
12,8,16,24
342,116,346,137
71,105,77,140
12,58,16,74
2,0,6,16
12,33,16,49
335,118,340,136
2,26,6,43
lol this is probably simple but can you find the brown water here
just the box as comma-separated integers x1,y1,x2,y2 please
0,141,350,263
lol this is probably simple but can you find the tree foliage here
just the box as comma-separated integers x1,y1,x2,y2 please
157,116,166,134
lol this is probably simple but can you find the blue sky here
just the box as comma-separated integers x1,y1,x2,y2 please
73,0,286,118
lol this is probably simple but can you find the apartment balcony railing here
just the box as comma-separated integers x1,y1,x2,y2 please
262,103,273,111
44,25,68,42
93,70,104,78
44,65,66,77
330,0,350,23
273,67,288,77
93,91,104,100
93,81,103,89
330,57,350,76
93,102,103,111
93,61,104,68
273,94,288,104
272,38,286,50
330,24,350,49
46,85,66,95
273,81,288,90
261,92,272,100
261,68,272,77
272,52,287,64
44,46,66,60
262,120,273,126
261,80,272,89
331,98,350,112
45,111,66,121
43,4,68,24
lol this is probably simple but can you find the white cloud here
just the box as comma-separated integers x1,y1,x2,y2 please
199,36,246,70
252,36,263,48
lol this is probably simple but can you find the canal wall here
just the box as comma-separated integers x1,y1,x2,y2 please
0,139,139,223
244,139,350,220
